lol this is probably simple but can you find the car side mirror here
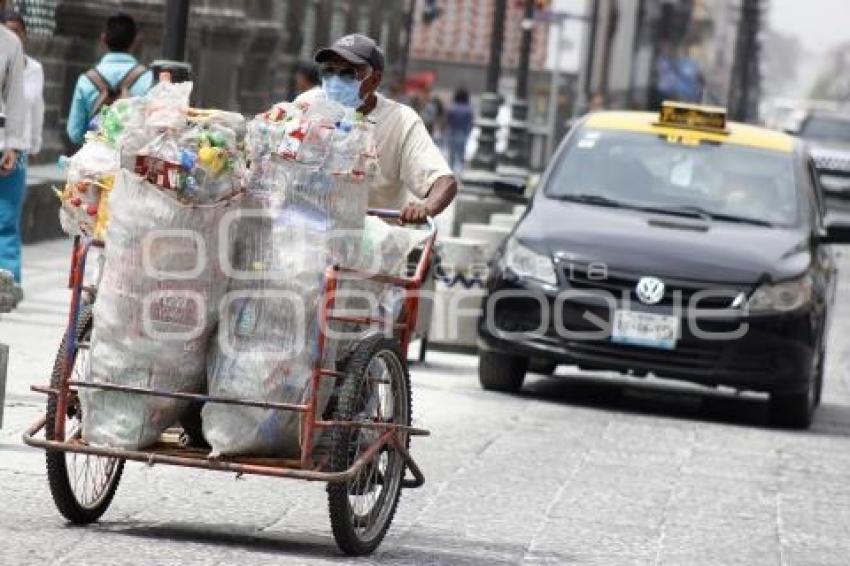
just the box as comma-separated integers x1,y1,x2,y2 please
820,219,850,244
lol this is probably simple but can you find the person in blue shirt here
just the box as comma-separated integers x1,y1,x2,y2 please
66,13,153,145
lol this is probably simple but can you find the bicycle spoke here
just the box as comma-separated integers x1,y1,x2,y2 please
62,339,120,510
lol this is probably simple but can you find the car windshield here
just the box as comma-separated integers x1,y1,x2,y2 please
545,128,799,226
799,116,850,144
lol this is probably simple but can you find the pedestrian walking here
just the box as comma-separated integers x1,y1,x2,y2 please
445,88,474,173
293,61,321,97
0,11,45,311
66,12,153,146
0,21,26,312
418,86,445,143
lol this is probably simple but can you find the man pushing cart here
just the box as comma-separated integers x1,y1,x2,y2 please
23,34,457,557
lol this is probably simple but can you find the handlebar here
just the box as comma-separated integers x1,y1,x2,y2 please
366,208,437,236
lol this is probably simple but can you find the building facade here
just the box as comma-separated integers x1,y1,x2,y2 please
408,0,550,96
411,0,549,71
581,0,739,111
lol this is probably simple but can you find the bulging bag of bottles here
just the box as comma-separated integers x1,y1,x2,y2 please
56,139,120,238
202,98,375,457
134,121,245,205
80,166,241,449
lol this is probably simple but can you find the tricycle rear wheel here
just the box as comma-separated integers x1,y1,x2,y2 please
327,334,411,556
46,306,124,524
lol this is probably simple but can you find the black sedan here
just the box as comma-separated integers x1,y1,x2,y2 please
477,104,850,428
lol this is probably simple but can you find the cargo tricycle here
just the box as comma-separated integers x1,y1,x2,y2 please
23,208,435,556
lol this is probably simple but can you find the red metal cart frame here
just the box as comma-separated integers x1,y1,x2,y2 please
22,208,435,555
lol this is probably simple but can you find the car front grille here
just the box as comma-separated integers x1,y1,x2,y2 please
563,265,747,310
813,153,850,174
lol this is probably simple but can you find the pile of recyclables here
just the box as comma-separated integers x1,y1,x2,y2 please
60,83,423,456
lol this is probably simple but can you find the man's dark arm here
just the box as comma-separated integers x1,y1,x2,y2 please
400,175,458,224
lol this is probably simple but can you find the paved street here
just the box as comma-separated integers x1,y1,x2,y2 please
2,238,850,565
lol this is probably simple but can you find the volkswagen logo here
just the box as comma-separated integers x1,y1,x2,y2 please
636,276,665,305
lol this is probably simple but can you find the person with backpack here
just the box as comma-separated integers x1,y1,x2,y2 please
66,13,152,146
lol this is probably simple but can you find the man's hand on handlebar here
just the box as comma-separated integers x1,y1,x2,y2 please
398,174,458,224
400,202,431,224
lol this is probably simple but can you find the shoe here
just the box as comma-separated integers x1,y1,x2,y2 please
0,270,15,313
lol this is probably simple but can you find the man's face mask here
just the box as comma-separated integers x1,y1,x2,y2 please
321,65,369,108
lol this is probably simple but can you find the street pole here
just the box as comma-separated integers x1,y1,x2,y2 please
729,0,764,122
315,0,335,50
573,0,599,120
501,0,536,173
400,0,418,86
546,18,564,158
162,0,190,61
155,0,192,83
470,0,508,171
535,8,592,159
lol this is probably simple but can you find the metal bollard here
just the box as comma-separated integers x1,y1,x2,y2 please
0,343,7,429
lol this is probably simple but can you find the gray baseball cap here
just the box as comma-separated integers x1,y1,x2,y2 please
315,33,385,72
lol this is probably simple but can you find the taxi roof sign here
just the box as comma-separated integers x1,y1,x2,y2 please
657,101,728,133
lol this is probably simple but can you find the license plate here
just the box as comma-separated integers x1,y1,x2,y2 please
612,310,679,350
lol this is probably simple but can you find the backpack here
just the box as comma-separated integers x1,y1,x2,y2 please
84,63,147,118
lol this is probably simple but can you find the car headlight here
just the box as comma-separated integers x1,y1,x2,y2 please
747,275,813,312
502,238,557,286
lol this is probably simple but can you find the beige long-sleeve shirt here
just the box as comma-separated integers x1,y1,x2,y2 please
0,26,27,151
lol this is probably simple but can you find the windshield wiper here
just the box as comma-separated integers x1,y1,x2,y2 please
644,204,774,227
554,194,633,208
643,204,713,222
705,212,775,227
556,197,776,227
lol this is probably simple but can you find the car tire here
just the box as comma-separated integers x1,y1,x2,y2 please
813,348,825,408
529,358,557,376
769,353,820,429
769,390,814,429
479,351,528,392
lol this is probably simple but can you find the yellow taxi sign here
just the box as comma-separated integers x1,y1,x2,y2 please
657,101,728,133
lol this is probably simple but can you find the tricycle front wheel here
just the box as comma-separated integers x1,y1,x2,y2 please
327,334,411,556
46,306,124,524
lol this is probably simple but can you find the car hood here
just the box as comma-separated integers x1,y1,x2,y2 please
516,201,811,285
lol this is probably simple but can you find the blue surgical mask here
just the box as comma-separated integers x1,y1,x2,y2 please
322,74,365,108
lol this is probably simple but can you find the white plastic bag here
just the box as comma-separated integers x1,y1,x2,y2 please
203,166,369,457
81,170,237,449
57,139,120,238
145,81,193,130
347,216,430,320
